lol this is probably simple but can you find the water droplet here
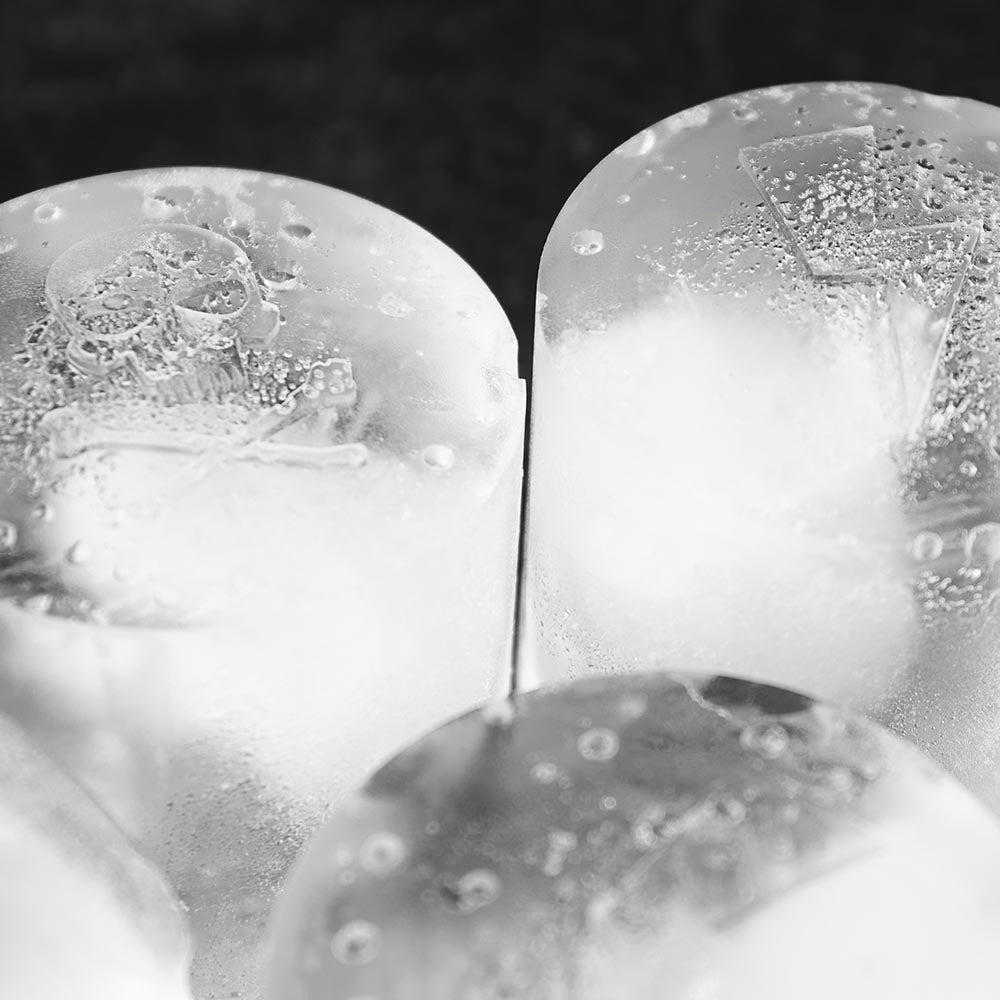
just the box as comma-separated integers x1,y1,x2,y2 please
0,234,16,254
330,920,381,965
377,292,414,318
33,202,62,224
283,223,313,241
420,444,454,470
66,541,92,565
0,521,17,552
359,832,406,876
911,531,944,562
577,727,620,762
966,523,1000,566
260,260,300,291
571,230,604,255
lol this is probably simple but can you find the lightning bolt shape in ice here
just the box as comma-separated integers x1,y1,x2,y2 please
740,126,982,437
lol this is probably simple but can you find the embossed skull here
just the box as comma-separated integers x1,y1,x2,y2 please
44,223,280,392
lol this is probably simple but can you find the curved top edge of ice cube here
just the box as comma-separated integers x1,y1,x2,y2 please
536,80,1000,351
265,670,1000,1000
0,166,519,379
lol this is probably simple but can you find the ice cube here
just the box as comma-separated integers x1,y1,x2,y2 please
0,168,524,998
528,82,1000,809
0,712,191,1000
265,672,1000,1000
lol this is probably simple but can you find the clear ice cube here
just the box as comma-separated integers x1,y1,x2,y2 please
0,168,525,998
527,83,1000,812
265,673,1000,999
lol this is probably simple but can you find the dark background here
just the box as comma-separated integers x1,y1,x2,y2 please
1,0,997,376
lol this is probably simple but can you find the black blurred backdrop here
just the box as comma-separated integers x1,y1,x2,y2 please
1,0,997,374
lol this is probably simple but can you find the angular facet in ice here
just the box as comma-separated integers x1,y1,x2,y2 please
741,127,981,434
265,673,1000,1000
0,712,191,1000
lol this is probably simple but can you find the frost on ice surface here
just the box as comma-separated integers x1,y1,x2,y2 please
265,673,1000,1000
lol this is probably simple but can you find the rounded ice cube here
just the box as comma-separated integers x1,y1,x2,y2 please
527,82,1000,810
0,169,524,997
0,712,191,1000
265,671,1000,1000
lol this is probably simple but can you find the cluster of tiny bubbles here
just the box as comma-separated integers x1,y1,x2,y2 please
32,202,63,224
0,234,16,254
377,292,414,318
330,920,382,966
420,444,454,471
571,230,604,256
739,720,790,759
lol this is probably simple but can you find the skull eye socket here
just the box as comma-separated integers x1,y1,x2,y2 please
173,275,249,317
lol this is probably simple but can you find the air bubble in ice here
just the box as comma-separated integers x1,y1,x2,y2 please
531,761,559,784
330,921,381,965
421,444,454,470
912,531,944,562
377,292,414,318
577,727,620,761
260,261,300,291
447,869,501,913
0,521,17,552
571,230,605,255
142,194,178,220
965,523,1000,566
359,833,406,876
283,223,314,241
33,202,62,224
66,540,92,565
740,721,790,759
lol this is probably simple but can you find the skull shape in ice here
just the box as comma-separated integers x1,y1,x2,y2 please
44,224,280,391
